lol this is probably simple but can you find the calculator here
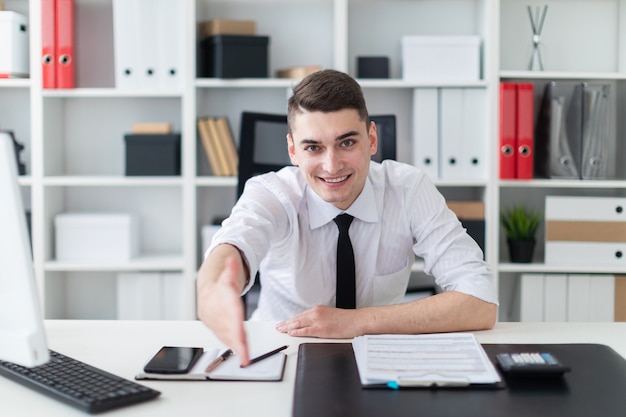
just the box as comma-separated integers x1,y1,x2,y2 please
495,352,571,378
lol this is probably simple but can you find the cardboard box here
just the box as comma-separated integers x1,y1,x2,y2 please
447,201,485,254
124,133,181,176
198,35,269,78
55,213,139,262
615,276,626,322
276,65,321,79
401,35,480,81
447,201,484,220
0,11,29,77
131,122,173,134
199,19,255,38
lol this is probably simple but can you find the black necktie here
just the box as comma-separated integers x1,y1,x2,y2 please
334,214,356,309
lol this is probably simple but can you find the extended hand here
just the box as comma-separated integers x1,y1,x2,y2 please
197,254,250,366
275,305,362,339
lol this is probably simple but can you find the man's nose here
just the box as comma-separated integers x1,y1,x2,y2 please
322,149,342,173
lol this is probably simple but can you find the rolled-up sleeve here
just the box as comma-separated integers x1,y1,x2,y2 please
205,173,292,294
408,174,498,305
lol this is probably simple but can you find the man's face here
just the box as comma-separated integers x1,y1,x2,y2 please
287,108,378,210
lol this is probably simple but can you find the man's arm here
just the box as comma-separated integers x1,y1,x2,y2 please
196,243,251,365
275,291,497,339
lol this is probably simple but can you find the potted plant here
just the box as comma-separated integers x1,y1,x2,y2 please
500,205,541,263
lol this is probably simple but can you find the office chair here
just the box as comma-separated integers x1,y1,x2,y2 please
237,111,397,317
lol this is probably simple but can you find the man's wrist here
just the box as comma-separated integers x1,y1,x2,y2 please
229,244,251,288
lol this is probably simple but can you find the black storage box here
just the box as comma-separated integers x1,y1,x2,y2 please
124,133,181,176
198,35,269,78
357,56,389,79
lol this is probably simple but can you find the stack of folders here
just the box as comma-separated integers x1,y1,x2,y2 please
412,88,487,181
41,0,74,88
534,81,612,180
352,333,501,388
117,272,193,321
197,116,239,176
499,82,534,179
519,273,622,322
112,0,183,90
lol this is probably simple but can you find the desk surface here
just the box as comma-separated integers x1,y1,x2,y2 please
1,321,625,417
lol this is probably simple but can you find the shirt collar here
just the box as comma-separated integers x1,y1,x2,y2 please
307,177,379,229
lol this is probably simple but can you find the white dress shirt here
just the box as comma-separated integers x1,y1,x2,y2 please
207,160,497,321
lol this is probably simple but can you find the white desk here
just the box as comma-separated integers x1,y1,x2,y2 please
1,321,625,417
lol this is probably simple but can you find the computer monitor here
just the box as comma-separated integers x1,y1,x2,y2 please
0,132,49,367
237,112,291,197
369,114,396,163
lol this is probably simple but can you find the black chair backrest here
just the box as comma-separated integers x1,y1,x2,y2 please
237,112,396,197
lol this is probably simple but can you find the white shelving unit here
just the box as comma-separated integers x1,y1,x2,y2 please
497,0,626,321
3,0,621,321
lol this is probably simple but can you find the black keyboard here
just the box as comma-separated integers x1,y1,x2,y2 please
0,350,160,414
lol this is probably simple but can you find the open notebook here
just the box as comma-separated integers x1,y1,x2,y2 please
135,347,286,382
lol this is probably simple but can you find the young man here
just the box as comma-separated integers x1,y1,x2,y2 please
197,69,498,365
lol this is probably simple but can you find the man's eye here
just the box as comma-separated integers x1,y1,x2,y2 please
341,139,355,148
305,145,320,152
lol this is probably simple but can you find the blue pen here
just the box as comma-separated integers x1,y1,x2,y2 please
387,381,400,390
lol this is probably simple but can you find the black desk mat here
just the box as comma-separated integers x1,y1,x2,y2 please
293,342,626,417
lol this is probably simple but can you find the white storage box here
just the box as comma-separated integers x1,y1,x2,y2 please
55,213,140,262
0,11,29,77
401,36,480,82
545,196,626,266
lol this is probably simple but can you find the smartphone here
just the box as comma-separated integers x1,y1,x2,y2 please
143,346,204,374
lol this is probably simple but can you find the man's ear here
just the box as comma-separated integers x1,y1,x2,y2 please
369,121,379,156
287,133,298,166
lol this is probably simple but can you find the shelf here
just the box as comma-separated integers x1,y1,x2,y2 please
0,78,31,88
195,176,238,187
357,79,489,89
411,260,425,273
500,70,626,80
499,179,626,189
41,88,183,98
498,263,626,275
17,176,32,186
44,253,185,272
433,179,488,187
196,78,296,88
42,176,184,187
195,177,486,189
195,78,489,89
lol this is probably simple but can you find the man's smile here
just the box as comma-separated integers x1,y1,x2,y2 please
322,175,350,183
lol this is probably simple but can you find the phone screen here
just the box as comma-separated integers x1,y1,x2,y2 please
143,346,204,374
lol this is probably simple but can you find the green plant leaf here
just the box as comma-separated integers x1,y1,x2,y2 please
500,205,542,241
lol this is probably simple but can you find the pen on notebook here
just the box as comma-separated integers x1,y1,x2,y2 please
205,349,233,373
241,345,288,368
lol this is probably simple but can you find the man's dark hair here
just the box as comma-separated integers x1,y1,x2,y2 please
287,69,369,133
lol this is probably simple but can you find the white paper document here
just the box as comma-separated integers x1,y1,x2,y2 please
352,333,501,387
